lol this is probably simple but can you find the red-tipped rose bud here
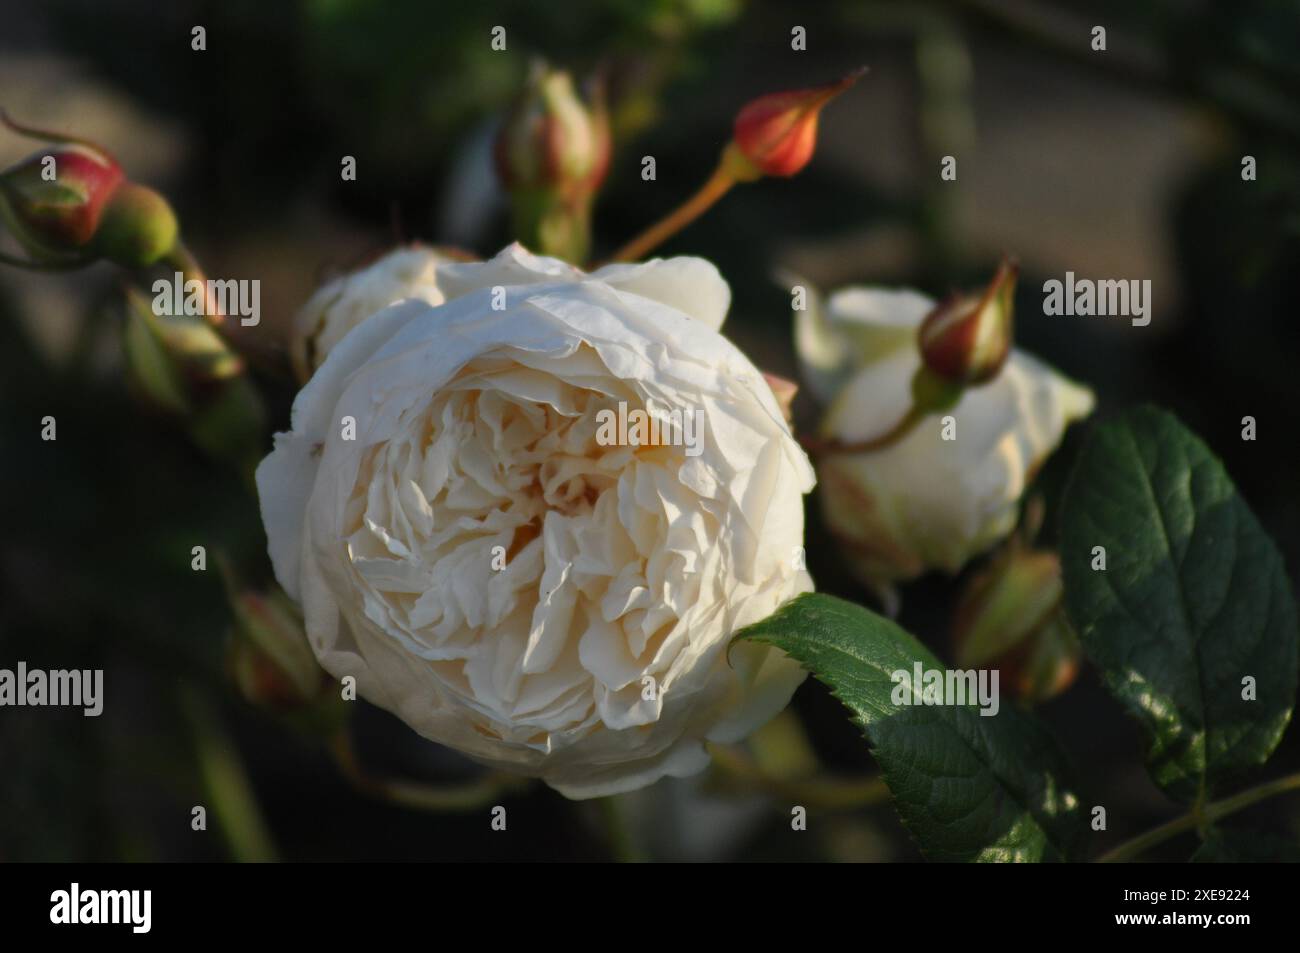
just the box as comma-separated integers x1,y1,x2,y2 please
0,110,179,268
0,142,123,259
495,64,609,262
918,257,1018,386
728,68,865,180
952,545,1081,704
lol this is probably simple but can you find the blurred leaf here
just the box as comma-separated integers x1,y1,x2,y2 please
186,375,266,478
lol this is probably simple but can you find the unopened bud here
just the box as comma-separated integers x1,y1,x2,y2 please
93,182,178,268
226,582,328,710
122,288,264,472
952,545,1080,703
496,65,609,194
918,258,1017,386
495,64,609,262
0,142,123,259
0,110,178,268
122,286,241,406
728,68,865,180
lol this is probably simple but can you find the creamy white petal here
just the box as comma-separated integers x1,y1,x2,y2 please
590,256,732,332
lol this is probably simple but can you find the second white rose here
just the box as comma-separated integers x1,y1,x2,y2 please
796,284,1094,599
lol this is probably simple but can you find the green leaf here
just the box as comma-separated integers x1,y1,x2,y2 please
1061,405,1298,804
1191,828,1300,863
735,592,1086,862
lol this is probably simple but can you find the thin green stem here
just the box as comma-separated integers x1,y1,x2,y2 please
180,688,278,862
599,795,646,862
330,731,534,812
800,404,927,457
599,163,737,266
0,106,107,149
1097,770,1300,863
708,743,891,811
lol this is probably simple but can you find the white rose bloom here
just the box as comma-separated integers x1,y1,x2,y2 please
259,244,815,798
796,285,1093,595
292,245,450,378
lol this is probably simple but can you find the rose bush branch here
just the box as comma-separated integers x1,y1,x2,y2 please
1096,770,1300,863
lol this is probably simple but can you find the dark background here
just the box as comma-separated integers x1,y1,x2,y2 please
2,0,1298,861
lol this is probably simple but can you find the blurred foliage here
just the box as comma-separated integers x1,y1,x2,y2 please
39,0,741,235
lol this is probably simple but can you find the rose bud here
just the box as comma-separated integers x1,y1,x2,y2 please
918,258,1018,386
122,288,266,473
92,181,179,268
226,581,332,710
795,282,1093,602
0,111,179,268
122,286,242,406
0,142,123,258
495,66,610,192
952,546,1081,703
728,67,865,180
257,243,814,798
495,64,610,263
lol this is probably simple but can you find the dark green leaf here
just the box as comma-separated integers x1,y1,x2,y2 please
1061,405,1298,803
735,592,1085,862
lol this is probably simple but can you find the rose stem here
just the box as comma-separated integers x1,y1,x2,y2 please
707,743,891,810
329,731,534,812
180,687,278,862
1095,770,1300,862
598,164,736,265
598,796,645,862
